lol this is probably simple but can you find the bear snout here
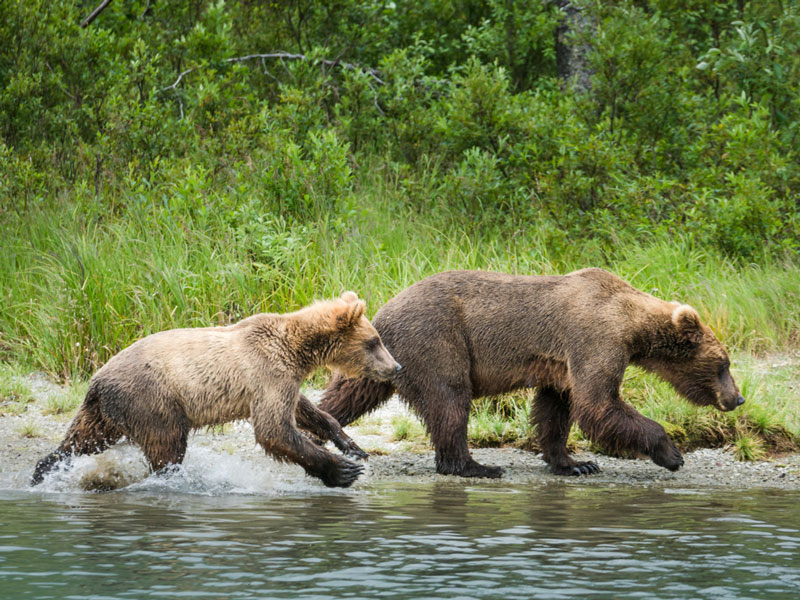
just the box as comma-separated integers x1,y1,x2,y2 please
718,394,746,411
365,357,401,381
373,360,401,380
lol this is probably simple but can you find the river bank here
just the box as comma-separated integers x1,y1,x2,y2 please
2,373,799,491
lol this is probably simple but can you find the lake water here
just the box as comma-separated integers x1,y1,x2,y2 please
1,452,799,599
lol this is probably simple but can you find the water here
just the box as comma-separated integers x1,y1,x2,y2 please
1,452,799,599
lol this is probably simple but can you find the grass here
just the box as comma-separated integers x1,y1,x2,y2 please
0,364,35,416
468,394,532,447
350,414,386,437
206,423,234,436
42,381,86,416
1,189,798,380
16,419,42,438
391,414,427,443
733,434,767,462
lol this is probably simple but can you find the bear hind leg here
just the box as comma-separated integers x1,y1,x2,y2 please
133,417,190,474
31,402,123,485
532,387,599,476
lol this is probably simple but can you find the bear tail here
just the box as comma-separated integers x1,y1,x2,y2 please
31,383,121,486
318,375,395,427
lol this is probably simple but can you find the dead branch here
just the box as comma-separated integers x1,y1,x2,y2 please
81,0,113,28
161,51,385,94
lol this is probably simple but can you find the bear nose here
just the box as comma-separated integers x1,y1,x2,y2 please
394,362,403,373
736,395,746,406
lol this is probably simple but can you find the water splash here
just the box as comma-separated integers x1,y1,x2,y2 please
21,444,331,496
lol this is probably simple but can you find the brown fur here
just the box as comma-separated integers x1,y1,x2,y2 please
32,292,400,487
319,269,745,477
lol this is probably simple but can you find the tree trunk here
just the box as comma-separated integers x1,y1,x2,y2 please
555,0,594,92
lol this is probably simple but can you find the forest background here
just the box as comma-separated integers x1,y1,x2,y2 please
1,0,798,458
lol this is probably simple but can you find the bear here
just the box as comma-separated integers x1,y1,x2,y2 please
319,269,745,478
32,291,401,488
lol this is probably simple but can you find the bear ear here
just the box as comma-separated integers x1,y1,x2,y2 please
672,304,704,343
340,291,359,304
334,298,366,330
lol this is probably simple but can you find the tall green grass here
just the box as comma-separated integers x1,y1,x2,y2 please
1,182,798,379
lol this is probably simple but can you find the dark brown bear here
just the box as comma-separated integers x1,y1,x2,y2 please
319,269,745,478
32,292,401,488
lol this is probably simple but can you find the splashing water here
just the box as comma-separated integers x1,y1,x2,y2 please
21,444,331,496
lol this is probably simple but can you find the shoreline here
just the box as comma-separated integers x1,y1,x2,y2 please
1,374,799,491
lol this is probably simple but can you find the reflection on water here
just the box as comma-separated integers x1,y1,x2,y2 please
1,475,799,600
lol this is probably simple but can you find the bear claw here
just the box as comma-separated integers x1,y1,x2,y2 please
340,440,369,460
321,459,365,488
651,439,684,472
570,461,600,476
551,460,600,476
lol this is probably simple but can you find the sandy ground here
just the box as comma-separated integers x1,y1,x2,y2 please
2,373,799,491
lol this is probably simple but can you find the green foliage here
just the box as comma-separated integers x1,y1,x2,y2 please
42,382,87,417
16,420,42,439
468,394,532,447
0,366,35,416
391,414,427,443
0,0,798,381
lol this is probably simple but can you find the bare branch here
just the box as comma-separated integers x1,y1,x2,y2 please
160,52,387,119
161,51,385,93
81,0,113,28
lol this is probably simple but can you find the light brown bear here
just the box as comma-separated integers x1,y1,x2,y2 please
319,269,745,478
32,292,400,488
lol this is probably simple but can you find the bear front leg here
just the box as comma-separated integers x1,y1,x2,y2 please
252,392,364,488
532,387,599,476
421,383,503,479
295,393,368,460
571,379,684,472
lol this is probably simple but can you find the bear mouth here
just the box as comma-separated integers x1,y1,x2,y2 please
716,395,745,412
366,366,396,382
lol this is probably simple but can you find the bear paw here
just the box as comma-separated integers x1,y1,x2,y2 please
550,461,600,476
438,459,504,479
651,440,684,472
462,463,504,479
339,438,369,461
320,458,365,488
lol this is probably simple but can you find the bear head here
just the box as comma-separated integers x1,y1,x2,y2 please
656,304,745,412
325,291,401,381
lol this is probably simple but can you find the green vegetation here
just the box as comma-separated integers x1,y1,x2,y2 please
391,414,427,443
16,420,42,439
0,365,35,416
42,382,87,417
469,395,531,447
1,1,798,459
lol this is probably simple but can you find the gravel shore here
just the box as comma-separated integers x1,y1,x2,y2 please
2,374,799,491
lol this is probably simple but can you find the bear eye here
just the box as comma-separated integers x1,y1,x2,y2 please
718,361,730,376
365,338,380,351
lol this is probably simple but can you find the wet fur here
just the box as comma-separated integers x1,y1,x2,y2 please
320,269,743,477
32,294,397,487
